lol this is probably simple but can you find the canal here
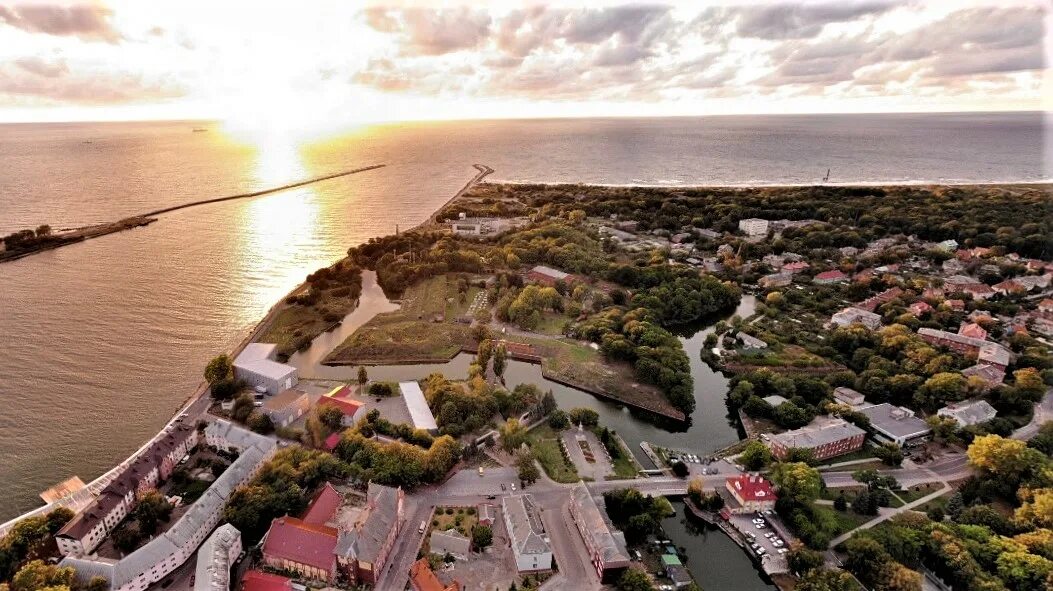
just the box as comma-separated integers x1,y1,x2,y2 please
289,272,773,590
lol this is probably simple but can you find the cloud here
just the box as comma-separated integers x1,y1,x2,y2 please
362,6,491,55
0,3,121,42
0,62,185,104
14,56,68,77
735,1,896,39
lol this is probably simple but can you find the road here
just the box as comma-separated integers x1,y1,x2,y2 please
1012,388,1053,440
821,452,972,489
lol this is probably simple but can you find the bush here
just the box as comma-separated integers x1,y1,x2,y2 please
368,382,395,397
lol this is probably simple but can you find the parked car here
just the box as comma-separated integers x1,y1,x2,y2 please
755,523,766,529
752,518,765,524
778,548,788,554
751,543,761,550
501,483,506,491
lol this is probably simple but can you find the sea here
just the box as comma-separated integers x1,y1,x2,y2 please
0,111,1046,536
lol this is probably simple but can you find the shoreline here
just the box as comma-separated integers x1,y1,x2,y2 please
488,178,1053,189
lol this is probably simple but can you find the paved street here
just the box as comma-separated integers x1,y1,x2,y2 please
1012,388,1053,440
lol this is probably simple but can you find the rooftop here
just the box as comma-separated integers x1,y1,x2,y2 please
570,484,630,567
241,571,292,591
318,385,365,417
858,403,931,439
194,524,240,591
399,381,438,432
727,474,776,502
770,419,865,450
301,483,342,526
529,265,570,280
262,517,338,573
262,389,308,411
503,494,550,556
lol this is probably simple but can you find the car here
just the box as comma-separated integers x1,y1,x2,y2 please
778,548,788,554
745,531,756,538
763,510,774,515
418,520,427,534
752,518,764,523
501,483,506,491
756,548,766,554
764,532,775,538
511,483,516,491
755,523,766,529
486,495,496,500
479,467,484,476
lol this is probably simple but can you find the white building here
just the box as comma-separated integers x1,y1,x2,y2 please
449,215,525,237
399,381,438,434
63,422,276,591
502,495,552,573
738,218,769,237
429,528,471,560
260,389,310,428
858,404,931,447
194,524,241,591
233,343,298,395
937,399,997,427
829,307,883,330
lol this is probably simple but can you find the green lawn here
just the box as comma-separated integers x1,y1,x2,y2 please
526,424,580,484
533,311,570,336
814,503,874,533
813,447,878,467
893,483,944,504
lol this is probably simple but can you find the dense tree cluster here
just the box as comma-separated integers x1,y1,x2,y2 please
727,369,832,430
334,425,461,490
602,488,675,545
223,447,348,542
0,509,73,587
423,373,498,436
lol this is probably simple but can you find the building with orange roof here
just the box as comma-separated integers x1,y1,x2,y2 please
409,558,461,591
317,385,366,427
241,570,292,591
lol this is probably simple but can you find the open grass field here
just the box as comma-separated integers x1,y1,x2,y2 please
526,424,580,483
323,275,477,365
259,286,360,360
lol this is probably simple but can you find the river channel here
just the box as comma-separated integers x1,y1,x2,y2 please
288,271,772,589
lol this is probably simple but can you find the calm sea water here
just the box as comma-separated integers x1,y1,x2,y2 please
0,112,1046,523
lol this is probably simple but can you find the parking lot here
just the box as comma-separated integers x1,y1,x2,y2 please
561,429,614,480
667,451,737,478
729,512,791,573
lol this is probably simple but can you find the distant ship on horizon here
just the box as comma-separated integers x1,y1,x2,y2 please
192,127,208,132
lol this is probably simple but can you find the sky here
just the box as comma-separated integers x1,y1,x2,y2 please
0,0,1049,128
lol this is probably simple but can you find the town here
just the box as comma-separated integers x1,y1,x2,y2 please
1,182,1051,591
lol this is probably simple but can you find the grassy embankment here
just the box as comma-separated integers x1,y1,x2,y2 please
258,261,363,360
323,274,477,365
525,424,580,483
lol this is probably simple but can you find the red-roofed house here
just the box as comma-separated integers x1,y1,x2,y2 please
962,283,996,300
302,483,342,526
1039,299,1053,313
317,385,366,427
946,299,966,311
242,570,293,591
909,301,933,316
993,280,1026,296
813,270,847,284
323,432,342,452
409,558,462,591
783,261,810,274
958,322,988,341
262,517,339,582
724,474,777,514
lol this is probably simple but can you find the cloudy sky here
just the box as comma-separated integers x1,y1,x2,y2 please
0,0,1048,127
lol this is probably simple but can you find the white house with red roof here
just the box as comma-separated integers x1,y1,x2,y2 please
317,385,366,427
724,474,777,514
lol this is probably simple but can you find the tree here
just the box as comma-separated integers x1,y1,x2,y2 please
471,524,493,550
997,551,1053,591
316,406,344,431
515,450,540,485
86,577,108,591
499,418,527,452
204,354,233,385
568,408,599,427
740,440,773,471
357,366,368,385
231,394,254,422
671,460,689,477
134,490,173,535
926,415,959,443
10,561,74,591
875,443,904,466
787,544,825,574
112,524,141,553
548,409,569,430
833,493,848,512
770,462,822,503
967,434,1043,485
493,343,507,378
617,568,655,591
945,492,965,519
795,568,857,591
247,411,275,435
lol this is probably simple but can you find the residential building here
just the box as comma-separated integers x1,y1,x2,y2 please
737,333,768,352
569,484,631,582
858,404,931,447
262,517,338,582
946,299,965,311
62,422,276,591
334,482,404,586
430,529,471,560
524,265,575,287
813,270,847,284
768,419,866,461
839,246,859,258
738,218,769,236
448,216,525,237
961,283,996,300
56,422,201,556
855,287,904,312
978,342,1012,370
302,483,343,526
241,571,291,591
829,307,882,330
918,327,985,357
937,400,998,427
782,261,810,274
958,322,988,340
724,474,777,514
1038,299,1053,312
233,343,298,395
762,395,789,408
758,272,792,289
993,280,1026,296
833,387,866,407
936,239,959,251
909,301,933,316
502,495,552,573
193,524,241,591
477,504,496,527
409,558,462,591
261,389,310,428
661,554,692,589
399,381,439,434
317,385,366,427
